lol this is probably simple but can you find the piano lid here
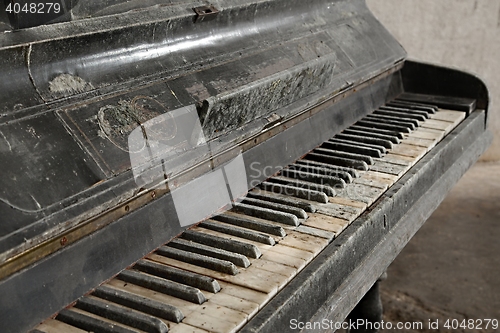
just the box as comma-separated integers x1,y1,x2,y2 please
0,0,405,264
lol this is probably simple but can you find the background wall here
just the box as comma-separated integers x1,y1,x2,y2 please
366,0,500,162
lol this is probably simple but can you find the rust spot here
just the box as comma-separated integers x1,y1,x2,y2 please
60,237,68,246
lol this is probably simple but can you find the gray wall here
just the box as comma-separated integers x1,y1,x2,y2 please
367,0,500,162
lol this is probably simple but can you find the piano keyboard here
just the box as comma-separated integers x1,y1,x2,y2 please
34,99,466,333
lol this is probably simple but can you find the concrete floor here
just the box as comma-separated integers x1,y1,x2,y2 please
379,162,500,333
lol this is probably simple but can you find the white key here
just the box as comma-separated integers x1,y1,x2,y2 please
36,319,88,333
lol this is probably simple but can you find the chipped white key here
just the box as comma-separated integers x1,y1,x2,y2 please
208,289,260,317
380,153,415,166
264,244,315,262
403,136,437,149
169,323,210,333
302,213,349,233
182,311,244,333
389,143,428,160
352,177,389,190
315,202,363,222
259,248,308,270
248,258,297,283
334,183,386,205
362,171,398,186
277,230,329,255
408,127,444,141
370,160,409,176
329,196,367,209
217,281,270,307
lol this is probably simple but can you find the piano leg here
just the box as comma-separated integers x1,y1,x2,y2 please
345,280,383,333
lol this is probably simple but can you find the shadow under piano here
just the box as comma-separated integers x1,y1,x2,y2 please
0,0,492,332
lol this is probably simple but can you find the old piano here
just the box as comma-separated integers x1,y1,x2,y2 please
0,0,492,332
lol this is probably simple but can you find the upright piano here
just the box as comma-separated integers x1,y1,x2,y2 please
0,1,492,332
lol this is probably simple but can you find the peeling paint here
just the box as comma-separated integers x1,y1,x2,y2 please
201,52,338,140
97,97,167,152
48,74,95,94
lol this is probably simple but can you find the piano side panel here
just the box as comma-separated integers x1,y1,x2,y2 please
401,60,489,112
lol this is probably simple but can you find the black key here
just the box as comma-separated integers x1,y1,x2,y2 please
168,238,251,268
380,105,430,119
295,159,359,178
93,285,184,323
392,99,438,113
233,202,299,226
247,191,316,213
75,296,169,333
334,133,393,150
281,168,347,186
182,229,262,259
314,147,374,165
288,163,353,183
242,197,308,219
214,211,288,236
57,309,138,333
134,259,221,293
321,140,382,158
365,114,416,130
259,181,329,203
269,176,337,197
356,119,411,134
348,125,404,141
118,269,207,304
374,109,427,122
328,137,387,154
200,219,276,245
368,113,419,128
305,152,369,171
156,246,239,275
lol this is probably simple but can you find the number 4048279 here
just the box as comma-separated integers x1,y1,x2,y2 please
5,3,61,14
444,319,498,330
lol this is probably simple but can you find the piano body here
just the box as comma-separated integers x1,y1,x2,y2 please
0,0,492,332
